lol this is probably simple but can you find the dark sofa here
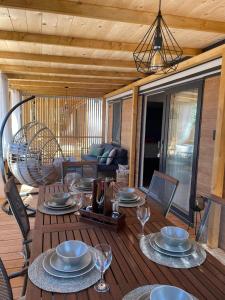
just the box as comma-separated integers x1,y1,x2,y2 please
81,143,128,177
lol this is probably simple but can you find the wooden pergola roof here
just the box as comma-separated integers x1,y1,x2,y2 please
0,0,224,97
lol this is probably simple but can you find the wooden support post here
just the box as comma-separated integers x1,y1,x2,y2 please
208,51,225,248
129,87,139,187
102,97,106,143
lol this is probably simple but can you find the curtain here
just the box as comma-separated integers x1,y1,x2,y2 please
10,89,22,136
0,73,11,159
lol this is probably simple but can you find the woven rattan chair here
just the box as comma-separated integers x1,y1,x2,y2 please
147,170,179,217
0,257,27,300
4,178,32,265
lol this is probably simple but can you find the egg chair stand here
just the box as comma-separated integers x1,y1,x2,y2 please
0,95,37,216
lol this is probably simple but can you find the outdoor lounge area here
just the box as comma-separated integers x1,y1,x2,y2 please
1,1,225,299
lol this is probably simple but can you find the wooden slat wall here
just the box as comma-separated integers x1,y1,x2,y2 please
21,96,103,159
121,98,132,154
196,76,220,194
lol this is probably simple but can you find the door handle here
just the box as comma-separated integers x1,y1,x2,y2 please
157,140,164,158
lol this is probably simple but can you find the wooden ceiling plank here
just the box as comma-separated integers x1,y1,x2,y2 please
0,30,201,56
0,0,224,33
9,80,119,89
0,50,135,68
0,64,141,79
7,73,130,84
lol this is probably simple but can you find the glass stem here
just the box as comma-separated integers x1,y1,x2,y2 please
100,271,104,284
142,223,145,236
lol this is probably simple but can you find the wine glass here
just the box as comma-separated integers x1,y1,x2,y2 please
136,206,150,238
111,196,120,218
85,193,93,211
70,192,84,216
94,244,112,293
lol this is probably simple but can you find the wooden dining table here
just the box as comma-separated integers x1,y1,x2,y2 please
26,183,225,300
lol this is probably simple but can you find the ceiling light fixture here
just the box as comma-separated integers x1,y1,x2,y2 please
133,0,183,74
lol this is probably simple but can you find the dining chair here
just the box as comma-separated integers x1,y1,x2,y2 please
195,199,211,242
0,257,27,300
62,161,98,183
147,170,179,217
4,177,32,265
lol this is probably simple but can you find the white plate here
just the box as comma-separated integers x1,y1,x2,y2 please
154,232,192,253
50,250,92,272
119,197,145,207
44,200,76,210
149,234,194,257
74,185,92,191
46,198,73,207
42,249,96,278
119,195,138,202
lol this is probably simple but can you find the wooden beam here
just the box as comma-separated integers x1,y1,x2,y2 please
129,86,139,187
7,74,131,85
9,80,120,90
14,86,111,94
104,44,225,99
207,51,225,248
0,30,201,56
18,88,105,97
0,64,141,79
0,51,135,69
0,1,224,34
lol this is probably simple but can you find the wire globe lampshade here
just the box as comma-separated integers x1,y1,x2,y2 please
133,3,183,74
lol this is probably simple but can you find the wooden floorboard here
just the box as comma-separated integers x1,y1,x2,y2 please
0,197,35,300
0,195,196,299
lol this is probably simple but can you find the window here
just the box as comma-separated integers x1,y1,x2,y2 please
112,101,122,144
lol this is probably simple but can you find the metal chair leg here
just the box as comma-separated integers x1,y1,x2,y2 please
21,271,28,296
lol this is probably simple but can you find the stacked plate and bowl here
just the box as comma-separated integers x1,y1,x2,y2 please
118,187,144,207
42,240,96,278
44,192,76,211
149,226,194,257
124,284,196,300
71,177,94,192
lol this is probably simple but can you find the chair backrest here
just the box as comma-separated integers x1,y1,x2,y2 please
62,161,98,182
0,258,13,300
147,170,179,216
4,177,30,240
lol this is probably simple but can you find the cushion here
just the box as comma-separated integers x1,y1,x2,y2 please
106,148,117,165
89,145,104,157
100,150,110,164
101,143,114,152
116,148,128,164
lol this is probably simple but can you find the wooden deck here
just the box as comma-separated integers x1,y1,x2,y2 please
0,193,196,299
0,198,35,300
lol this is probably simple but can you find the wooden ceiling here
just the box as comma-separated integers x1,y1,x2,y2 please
0,0,224,97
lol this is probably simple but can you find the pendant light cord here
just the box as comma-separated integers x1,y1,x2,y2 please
159,0,162,12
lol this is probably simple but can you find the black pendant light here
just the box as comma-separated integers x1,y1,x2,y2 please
133,0,183,74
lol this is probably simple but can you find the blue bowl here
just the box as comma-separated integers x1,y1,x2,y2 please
150,285,193,300
160,226,189,246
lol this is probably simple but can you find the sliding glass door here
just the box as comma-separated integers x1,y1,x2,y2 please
165,86,201,222
140,81,203,223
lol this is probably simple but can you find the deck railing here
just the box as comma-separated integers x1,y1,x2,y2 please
21,96,103,159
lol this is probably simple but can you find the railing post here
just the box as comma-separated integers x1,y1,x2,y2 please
129,86,139,187
208,51,225,248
